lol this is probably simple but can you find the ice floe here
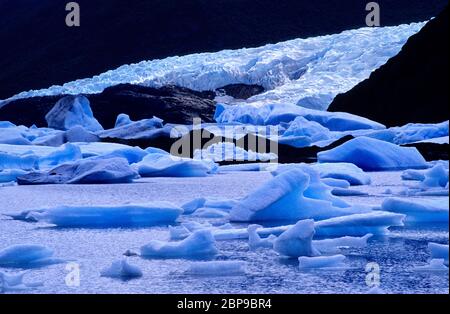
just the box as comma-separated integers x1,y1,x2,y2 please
140,230,218,259
27,202,183,228
318,137,428,171
313,234,372,254
381,198,449,223
298,255,347,270
248,224,277,250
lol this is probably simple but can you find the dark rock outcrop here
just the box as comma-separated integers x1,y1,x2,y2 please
0,84,217,129
0,0,447,100
328,8,449,127
216,84,265,100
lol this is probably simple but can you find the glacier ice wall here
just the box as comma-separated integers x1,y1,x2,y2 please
0,22,425,110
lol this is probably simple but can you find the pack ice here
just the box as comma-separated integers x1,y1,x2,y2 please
318,137,428,171
27,202,183,228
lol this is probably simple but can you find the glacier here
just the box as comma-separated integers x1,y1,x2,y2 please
1,22,425,112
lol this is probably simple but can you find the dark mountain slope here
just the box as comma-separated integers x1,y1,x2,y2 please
328,7,449,127
0,0,447,100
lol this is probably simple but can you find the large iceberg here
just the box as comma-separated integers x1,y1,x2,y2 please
273,220,320,258
3,22,425,112
134,153,216,177
140,230,218,259
229,168,368,222
381,198,449,223
45,95,103,132
28,202,183,228
318,137,428,171
0,245,61,268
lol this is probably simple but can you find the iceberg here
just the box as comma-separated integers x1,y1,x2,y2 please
273,220,320,258
248,224,276,250
0,271,41,292
318,137,428,171
321,178,351,189
90,146,147,164
381,198,449,223
0,128,31,145
28,202,183,228
0,244,61,268
186,261,247,276
98,116,163,140
100,259,143,279
428,243,449,266
278,116,332,148
420,164,449,188
134,153,216,177
45,95,103,132
18,157,138,185
298,255,347,270
140,230,218,259
115,113,133,128
229,168,368,222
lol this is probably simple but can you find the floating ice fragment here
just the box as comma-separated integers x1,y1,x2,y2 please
0,245,61,268
100,259,143,279
273,220,320,258
381,198,449,223
298,255,347,270
186,261,247,276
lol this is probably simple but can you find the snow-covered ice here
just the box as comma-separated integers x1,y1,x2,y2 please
28,202,183,228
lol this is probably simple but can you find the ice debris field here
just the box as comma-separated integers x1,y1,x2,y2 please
0,22,448,294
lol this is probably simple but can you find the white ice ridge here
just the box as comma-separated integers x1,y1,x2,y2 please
1,22,425,110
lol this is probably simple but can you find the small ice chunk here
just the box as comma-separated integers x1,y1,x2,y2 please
313,234,372,254
192,208,229,219
186,261,247,276
181,198,206,215
100,259,143,279
298,255,347,270
140,230,218,259
248,224,276,250
273,220,320,258
0,244,61,268
420,164,449,188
